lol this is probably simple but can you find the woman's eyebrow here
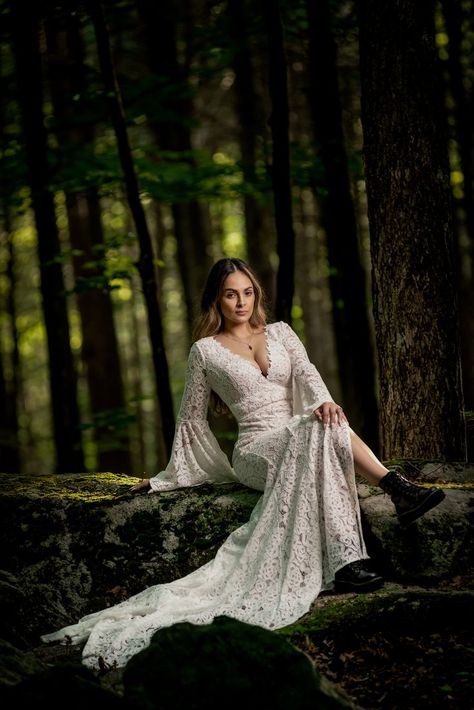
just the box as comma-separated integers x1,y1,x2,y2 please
224,287,253,293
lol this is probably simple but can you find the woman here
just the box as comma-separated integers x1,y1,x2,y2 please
42,258,445,669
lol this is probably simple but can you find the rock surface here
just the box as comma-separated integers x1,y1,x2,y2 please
122,615,360,709
0,473,258,642
0,465,472,707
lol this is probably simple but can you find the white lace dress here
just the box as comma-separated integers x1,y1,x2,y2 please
41,321,368,668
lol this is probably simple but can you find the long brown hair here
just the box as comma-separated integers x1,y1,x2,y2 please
193,258,268,340
193,258,269,415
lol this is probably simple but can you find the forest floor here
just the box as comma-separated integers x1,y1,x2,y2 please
31,577,474,710
291,576,474,710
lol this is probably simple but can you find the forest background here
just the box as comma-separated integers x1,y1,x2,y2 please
0,0,472,478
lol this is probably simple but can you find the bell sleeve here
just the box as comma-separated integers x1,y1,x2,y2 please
148,342,237,493
277,321,334,416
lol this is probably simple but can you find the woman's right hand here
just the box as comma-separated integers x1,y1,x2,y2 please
129,478,151,493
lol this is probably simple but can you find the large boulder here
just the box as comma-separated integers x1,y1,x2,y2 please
0,464,472,647
358,480,474,580
0,473,258,643
122,615,360,709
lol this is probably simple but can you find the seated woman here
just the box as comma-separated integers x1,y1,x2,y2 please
42,257,445,669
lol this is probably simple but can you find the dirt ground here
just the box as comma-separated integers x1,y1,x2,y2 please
298,623,474,709
289,576,474,710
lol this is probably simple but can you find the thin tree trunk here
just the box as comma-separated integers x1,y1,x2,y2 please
0,45,20,473
306,0,379,449
0,236,20,472
357,0,466,460
11,4,85,473
262,0,295,323
228,0,276,306
440,0,474,411
294,189,342,403
45,15,132,473
88,0,175,457
136,0,213,338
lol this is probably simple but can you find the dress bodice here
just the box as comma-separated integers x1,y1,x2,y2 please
148,321,333,492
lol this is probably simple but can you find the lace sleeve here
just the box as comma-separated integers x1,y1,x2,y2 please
278,321,334,415
149,342,236,492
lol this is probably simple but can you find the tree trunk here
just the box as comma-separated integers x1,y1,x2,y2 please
306,0,380,449
294,189,342,403
45,15,132,473
357,0,466,460
262,0,295,323
89,0,175,457
440,0,474,412
228,0,276,306
11,4,85,473
0,44,20,473
136,0,213,338
0,235,20,473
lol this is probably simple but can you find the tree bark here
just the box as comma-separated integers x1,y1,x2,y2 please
45,14,132,473
440,0,474,411
305,0,379,449
0,238,20,473
262,0,295,324
11,4,85,473
228,0,276,307
89,0,175,457
136,0,213,338
357,0,466,460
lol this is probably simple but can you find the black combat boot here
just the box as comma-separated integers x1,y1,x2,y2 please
379,468,445,527
334,561,384,593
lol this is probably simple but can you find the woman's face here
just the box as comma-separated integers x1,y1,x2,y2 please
219,271,255,328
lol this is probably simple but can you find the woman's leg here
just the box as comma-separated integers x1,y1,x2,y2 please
349,429,445,526
350,430,389,485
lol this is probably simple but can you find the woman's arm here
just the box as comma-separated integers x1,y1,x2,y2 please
278,321,346,425
130,342,236,493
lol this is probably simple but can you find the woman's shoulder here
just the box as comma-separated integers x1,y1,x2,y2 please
190,336,216,360
193,335,215,348
266,320,293,336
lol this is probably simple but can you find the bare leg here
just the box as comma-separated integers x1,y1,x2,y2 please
350,430,389,485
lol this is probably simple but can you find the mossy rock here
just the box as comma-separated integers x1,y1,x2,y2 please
0,473,259,643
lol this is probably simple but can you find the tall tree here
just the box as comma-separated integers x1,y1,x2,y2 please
11,2,85,473
88,0,175,457
440,0,474,411
45,11,132,473
305,0,379,449
262,0,295,323
135,0,213,337
227,0,276,307
0,46,20,473
357,0,466,460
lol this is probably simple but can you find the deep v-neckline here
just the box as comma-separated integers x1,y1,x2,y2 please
212,326,272,378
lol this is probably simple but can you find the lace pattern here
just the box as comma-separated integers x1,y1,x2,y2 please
41,321,368,668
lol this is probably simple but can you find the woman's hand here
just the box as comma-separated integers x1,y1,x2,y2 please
129,478,151,493
314,402,348,428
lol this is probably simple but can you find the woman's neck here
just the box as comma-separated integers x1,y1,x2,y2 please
222,321,255,337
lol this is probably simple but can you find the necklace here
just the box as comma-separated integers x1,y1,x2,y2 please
222,330,256,350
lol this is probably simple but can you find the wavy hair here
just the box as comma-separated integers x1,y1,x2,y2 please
193,258,268,340
192,258,269,415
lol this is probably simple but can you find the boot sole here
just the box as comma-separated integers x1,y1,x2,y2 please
334,575,384,593
398,488,446,527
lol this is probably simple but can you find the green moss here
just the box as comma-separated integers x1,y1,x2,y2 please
0,472,139,502
277,589,393,638
277,589,474,642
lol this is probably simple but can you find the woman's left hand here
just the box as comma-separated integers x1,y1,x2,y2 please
314,402,348,428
